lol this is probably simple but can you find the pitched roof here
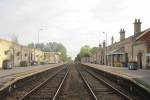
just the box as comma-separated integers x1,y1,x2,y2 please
135,28,150,41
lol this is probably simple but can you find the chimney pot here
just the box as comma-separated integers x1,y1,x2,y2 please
138,19,140,22
111,36,114,45
99,43,102,49
103,41,106,48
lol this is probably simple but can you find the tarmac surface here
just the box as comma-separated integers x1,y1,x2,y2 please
82,63,150,89
0,63,62,89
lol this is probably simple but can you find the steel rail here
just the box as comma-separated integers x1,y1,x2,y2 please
19,64,68,100
52,66,71,100
78,63,132,100
75,64,98,100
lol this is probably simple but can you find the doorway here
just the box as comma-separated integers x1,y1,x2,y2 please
139,53,142,69
10,49,14,64
125,53,128,67
112,55,114,66
28,52,30,65
106,56,107,65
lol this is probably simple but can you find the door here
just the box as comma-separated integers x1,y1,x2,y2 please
106,55,107,65
139,54,142,69
28,52,30,65
112,55,114,66
10,49,14,64
125,53,128,67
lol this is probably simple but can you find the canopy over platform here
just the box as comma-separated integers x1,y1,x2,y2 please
107,46,125,55
44,52,61,55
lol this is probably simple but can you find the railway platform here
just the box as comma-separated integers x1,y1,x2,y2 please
0,63,63,91
81,63,150,91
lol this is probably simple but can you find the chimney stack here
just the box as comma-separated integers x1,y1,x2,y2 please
111,36,114,45
103,40,106,48
99,43,102,49
120,29,125,41
133,19,142,35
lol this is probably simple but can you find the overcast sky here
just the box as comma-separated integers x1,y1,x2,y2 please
0,0,150,60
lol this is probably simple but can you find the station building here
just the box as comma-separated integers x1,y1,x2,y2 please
81,19,150,69
44,52,61,63
0,38,61,68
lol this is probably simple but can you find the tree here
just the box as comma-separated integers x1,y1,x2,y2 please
10,34,19,44
91,47,99,53
28,42,68,62
75,53,81,62
39,43,45,51
67,57,72,62
79,45,92,58
28,43,35,48
75,45,99,62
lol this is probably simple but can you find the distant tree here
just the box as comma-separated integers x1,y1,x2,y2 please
75,45,99,62
44,43,52,52
28,43,35,48
75,53,81,62
67,57,72,62
39,43,45,51
10,34,19,44
80,45,92,58
35,43,39,50
28,42,68,62
91,47,99,53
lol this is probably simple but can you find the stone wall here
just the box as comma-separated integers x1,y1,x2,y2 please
82,35,147,68
0,38,44,68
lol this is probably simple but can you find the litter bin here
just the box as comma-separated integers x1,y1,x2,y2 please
2,62,13,69
128,63,138,70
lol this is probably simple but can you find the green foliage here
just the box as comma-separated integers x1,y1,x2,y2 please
27,42,68,62
75,53,81,62
79,45,92,59
28,43,35,48
10,34,19,44
91,47,99,53
75,45,99,62
67,57,72,62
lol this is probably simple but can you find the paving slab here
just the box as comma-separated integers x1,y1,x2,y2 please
82,63,150,90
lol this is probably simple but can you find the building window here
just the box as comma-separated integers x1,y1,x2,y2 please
136,55,138,61
31,53,34,60
108,55,111,62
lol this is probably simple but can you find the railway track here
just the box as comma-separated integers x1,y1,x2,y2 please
19,64,70,100
75,63,132,100
17,62,138,100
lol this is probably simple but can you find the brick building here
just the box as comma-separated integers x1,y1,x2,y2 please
81,19,150,69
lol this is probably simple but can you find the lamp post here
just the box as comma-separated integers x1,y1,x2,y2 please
103,32,107,65
38,29,43,50
38,29,43,63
